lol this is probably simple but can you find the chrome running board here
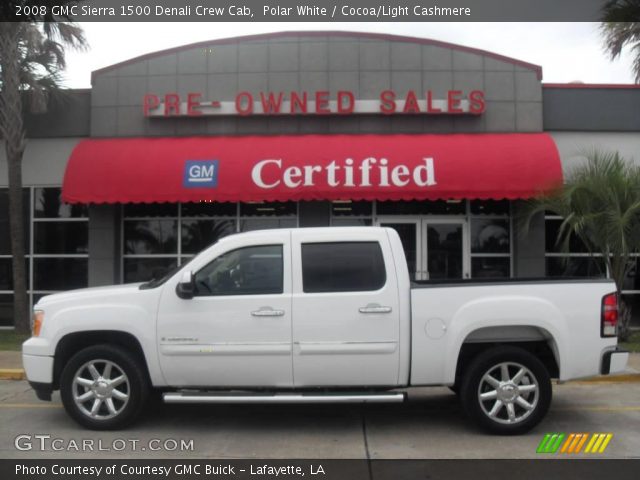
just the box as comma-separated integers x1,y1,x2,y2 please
163,391,406,404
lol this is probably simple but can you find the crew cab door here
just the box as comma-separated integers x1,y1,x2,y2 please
291,229,401,387
156,231,293,387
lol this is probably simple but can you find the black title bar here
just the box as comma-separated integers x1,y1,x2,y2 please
2,459,640,480
4,0,611,22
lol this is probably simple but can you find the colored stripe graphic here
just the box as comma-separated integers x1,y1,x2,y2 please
536,434,553,453
559,434,574,453
560,433,588,453
574,434,589,453
537,433,565,453
538,433,613,454
585,433,613,454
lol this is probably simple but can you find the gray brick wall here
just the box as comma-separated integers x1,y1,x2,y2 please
90,33,543,137
25,90,91,138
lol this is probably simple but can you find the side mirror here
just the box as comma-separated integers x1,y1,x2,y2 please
176,271,195,300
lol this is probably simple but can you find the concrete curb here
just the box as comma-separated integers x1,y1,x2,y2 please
0,369,26,381
567,373,640,384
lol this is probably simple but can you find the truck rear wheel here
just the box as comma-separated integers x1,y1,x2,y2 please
60,344,149,430
459,346,551,435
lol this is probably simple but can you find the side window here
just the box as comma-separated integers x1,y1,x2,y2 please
301,242,386,293
194,245,283,296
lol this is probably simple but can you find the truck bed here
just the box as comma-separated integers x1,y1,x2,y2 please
411,277,612,288
408,277,617,386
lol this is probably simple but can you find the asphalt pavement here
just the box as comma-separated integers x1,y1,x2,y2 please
0,379,638,459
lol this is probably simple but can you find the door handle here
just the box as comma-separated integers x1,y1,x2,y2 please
251,308,285,317
359,304,392,314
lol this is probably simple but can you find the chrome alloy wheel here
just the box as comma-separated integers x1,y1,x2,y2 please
72,359,130,420
477,362,539,425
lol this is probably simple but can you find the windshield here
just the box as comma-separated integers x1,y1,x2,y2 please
139,256,195,290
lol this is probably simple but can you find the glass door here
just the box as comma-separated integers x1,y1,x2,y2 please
378,218,469,281
423,220,469,280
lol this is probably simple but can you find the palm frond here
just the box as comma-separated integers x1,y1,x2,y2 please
599,2,640,82
1,20,87,113
632,41,640,81
43,22,87,52
601,1,640,22
522,149,640,292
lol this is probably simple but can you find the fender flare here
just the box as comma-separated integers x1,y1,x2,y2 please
444,295,567,382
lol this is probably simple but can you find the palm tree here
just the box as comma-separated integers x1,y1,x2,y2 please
0,14,86,333
600,1,640,82
522,151,640,341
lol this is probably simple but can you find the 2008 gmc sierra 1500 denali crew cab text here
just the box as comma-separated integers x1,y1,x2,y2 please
22,227,629,434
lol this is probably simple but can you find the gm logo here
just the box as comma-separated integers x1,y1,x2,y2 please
184,160,218,188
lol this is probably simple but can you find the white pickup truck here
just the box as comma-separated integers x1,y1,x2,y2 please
23,227,628,434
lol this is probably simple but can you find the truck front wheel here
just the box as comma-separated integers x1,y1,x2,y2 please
459,346,551,435
60,344,149,430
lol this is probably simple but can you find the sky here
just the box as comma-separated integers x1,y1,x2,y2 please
61,22,636,88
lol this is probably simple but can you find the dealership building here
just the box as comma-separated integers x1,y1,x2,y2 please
1,31,640,328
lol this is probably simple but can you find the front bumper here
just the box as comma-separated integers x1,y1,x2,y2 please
22,337,54,386
22,353,54,384
601,348,629,375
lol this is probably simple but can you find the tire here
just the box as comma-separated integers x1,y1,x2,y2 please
459,346,551,435
60,344,149,430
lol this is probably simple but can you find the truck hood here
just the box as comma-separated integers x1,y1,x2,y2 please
35,283,145,308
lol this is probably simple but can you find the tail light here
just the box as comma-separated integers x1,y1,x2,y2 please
601,293,618,337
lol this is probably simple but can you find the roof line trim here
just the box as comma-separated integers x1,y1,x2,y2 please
91,30,543,82
543,83,640,89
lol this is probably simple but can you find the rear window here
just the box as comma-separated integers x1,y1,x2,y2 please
301,242,386,293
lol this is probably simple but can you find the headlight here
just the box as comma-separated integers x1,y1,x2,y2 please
32,310,44,337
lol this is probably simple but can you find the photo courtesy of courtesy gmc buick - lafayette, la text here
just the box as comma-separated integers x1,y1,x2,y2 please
22,227,629,434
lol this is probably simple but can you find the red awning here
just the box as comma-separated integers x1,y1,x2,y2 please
62,133,562,204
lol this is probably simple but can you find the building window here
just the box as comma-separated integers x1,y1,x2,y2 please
124,220,178,255
377,199,466,216
544,215,607,278
470,201,512,279
33,258,88,291
239,201,297,232
122,202,298,283
34,188,88,219
0,188,30,256
0,294,16,328
336,200,512,279
32,187,89,299
545,214,640,325
470,199,510,216
358,200,513,278
330,201,373,226
469,201,511,278
181,219,236,255
0,187,88,327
